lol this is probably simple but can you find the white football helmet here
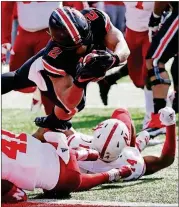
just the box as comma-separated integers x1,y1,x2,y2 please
67,132,94,149
92,119,130,162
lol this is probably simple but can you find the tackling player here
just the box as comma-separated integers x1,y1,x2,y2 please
2,7,130,134
2,129,132,203
67,107,176,181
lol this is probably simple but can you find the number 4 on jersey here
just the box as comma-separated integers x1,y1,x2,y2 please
2,131,27,160
127,159,137,172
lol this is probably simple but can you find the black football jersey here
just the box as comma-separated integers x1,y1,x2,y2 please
42,8,111,78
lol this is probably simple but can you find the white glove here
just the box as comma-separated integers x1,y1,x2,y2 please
1,43,15,64
159,107,176,126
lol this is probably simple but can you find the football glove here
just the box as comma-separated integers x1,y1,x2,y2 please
159,106,176,126
1,43,14,64
148,12,161,42
74,50,120,88
34,110,72,132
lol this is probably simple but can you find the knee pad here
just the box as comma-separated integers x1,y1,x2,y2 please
148,66,171,86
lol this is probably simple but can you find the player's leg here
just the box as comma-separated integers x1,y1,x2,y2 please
171,55,178,113
98,63,128,105
111,108,136,147
126,28,144,88
76,166,132,191
1,180,27,203
141,33,155,129
31,29,53,114
9,27,36,93
146,11,178,128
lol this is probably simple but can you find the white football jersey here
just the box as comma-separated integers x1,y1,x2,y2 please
124,2,154,32
78,146,146,181
17,2,62,32
2,130,60,191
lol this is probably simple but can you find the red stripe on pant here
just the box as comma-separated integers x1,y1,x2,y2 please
152,17,179,60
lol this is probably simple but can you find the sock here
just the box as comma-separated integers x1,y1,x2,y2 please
162,125,176,157
153,98,166,113
76,173,109,191
144,86,154,114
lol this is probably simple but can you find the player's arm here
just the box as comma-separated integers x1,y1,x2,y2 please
153,2,169,16
143,107,176,175
148,2,169,42
104,23,130,63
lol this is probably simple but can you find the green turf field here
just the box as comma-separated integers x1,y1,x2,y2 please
2,108,178,204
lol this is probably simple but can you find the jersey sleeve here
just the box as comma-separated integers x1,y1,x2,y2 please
82,8,111,36
42,40,67,77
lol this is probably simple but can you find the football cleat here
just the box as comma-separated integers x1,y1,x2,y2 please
146,127,166,139
144,113,166,138
98,78,114,106
2,185,27,203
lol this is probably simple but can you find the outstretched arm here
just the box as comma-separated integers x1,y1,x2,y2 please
143,107,176,175
104,23,130,63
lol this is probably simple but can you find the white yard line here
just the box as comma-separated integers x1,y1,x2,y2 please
30,199,178,207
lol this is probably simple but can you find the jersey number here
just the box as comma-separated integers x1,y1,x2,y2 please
127,159,137,172
48,47,62,59
2,132,27,160
85,10,99,21
135,2,144,10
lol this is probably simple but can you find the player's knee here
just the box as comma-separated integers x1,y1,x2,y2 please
147,66,171,87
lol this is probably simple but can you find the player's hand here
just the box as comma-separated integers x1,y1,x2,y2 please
118,165,132,180
159,106,176,126
148,12,161,42
1,43,14,64
34,114,72,132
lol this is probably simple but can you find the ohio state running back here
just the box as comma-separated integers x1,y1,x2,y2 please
2,6,129,133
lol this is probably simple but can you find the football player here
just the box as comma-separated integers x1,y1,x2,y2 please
146,2,178,128
2,129,132,203
2,7,130,134
67,107,176,181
